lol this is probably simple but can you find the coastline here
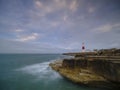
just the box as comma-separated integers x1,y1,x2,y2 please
49,48,120,89
49,61,119,89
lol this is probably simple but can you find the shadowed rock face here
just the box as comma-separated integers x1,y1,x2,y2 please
62,59,120,83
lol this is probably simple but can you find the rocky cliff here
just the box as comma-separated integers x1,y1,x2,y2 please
49,48,120,89
62,59,120,83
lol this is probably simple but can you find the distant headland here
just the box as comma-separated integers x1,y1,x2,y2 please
49,48,120,89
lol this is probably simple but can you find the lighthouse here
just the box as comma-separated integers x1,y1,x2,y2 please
82,43,85,52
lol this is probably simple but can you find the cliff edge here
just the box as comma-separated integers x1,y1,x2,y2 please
49,48,120,89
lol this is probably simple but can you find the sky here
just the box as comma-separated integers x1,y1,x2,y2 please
0,0,120,53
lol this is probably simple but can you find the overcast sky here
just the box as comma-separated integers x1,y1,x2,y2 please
0,0,120,53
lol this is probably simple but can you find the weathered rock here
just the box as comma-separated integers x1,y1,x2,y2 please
50,48,120,89
49,59,120,89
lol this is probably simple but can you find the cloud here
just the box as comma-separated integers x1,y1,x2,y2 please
88,6,95,13
34,0,78,16
34,0,54,16
54,0,66,7
35,0,43,8
93,23,120,33
51,21,59,27
15,29,23,32
63,15,67,22
16,33,39,42
35,0,53,14
25,0,80,31
69,0,78,12
109,42,120,48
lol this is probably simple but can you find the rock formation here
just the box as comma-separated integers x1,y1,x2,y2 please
49,48,120,89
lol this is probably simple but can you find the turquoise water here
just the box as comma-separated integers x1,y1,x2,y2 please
0,54,103,90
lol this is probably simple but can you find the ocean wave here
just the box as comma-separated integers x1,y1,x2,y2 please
15,60,62,80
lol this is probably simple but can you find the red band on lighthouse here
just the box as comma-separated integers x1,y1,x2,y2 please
82,43,85,52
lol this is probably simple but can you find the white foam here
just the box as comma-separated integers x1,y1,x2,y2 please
17,62,49,74
15,61,62,81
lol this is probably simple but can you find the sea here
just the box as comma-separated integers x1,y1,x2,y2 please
0,54,103,90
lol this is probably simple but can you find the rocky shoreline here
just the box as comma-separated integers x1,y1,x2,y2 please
49,48,120,89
